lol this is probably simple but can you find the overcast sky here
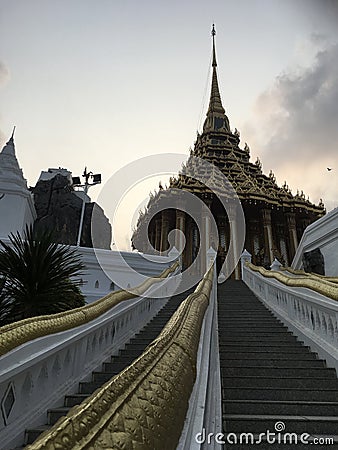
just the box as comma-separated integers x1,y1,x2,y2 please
1,0,337,249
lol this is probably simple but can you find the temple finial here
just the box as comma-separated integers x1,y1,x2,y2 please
7,125,16,145
7,126,16,144
212,24,217,67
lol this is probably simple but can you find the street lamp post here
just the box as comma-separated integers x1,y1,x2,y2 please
73,167,101,247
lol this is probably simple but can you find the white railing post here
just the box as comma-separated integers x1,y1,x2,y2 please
178,250,222,450
270,258,282,271
206,246,217,269
240,249,252,280
168,246,181,267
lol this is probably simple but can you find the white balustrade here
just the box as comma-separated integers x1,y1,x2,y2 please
0,273,180,449
242,253,338,375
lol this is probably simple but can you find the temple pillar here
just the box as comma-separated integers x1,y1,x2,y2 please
201,199,212,274
248,218,260,263
175,209,186,255
160,211,169,254
262,209,274,264
228,205,240,279
286,212,298,259
192,223,199,273
218,215,226,251
149,226,155,252
155,218,161,252
216,215,226,274
185,217,194,268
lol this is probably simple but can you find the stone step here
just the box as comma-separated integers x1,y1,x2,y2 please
77,380,113,395
128,338,155,345
137,326,166,330
219,302,272,306
222,376,338,389
129,335,159,342
221,366,336,378
92,371,119,383
219,343,308,351
143,318,171,325
224,414,338,434
106,354,140,373
222,387,338,402
219,350,318,359
118,348,145,358
64,393,89,407
122,341,152,349
47,407,72,425
219,312,279,317
223,399,338,416
140,330,159,336
220,358,326,368
218,319,284,325
111,354,144,364
120,347,150,356
25,426,50,445
219,311,274,315
219,335,300,342
104,361,131,373
133,330,161,336
219,324,287,330
219,311,272,315
220,329,291,335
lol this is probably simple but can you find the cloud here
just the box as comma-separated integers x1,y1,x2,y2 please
243,40,338,210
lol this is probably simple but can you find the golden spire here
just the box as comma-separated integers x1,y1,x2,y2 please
203,25,230,132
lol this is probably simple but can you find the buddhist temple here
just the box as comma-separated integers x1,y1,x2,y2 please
0,128,36,238
131,25,325,277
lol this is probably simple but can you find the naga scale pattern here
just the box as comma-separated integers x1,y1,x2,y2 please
26,266,213,450
247,262,338,300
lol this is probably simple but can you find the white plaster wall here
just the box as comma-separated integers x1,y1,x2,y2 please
292,207,338,276
77,247,174,303
0,237,174,303
0,192,35,238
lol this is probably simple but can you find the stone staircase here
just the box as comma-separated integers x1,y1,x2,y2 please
22,288,192,447
219,280,338,449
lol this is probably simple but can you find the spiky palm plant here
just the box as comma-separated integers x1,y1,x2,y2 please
0,225,85,325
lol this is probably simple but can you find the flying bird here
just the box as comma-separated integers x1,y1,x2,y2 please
327,168,333,171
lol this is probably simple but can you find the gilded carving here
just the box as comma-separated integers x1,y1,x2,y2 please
26,266,213,450
247,262,338,300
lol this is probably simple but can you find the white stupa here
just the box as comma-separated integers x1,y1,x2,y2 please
0,128,36,238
